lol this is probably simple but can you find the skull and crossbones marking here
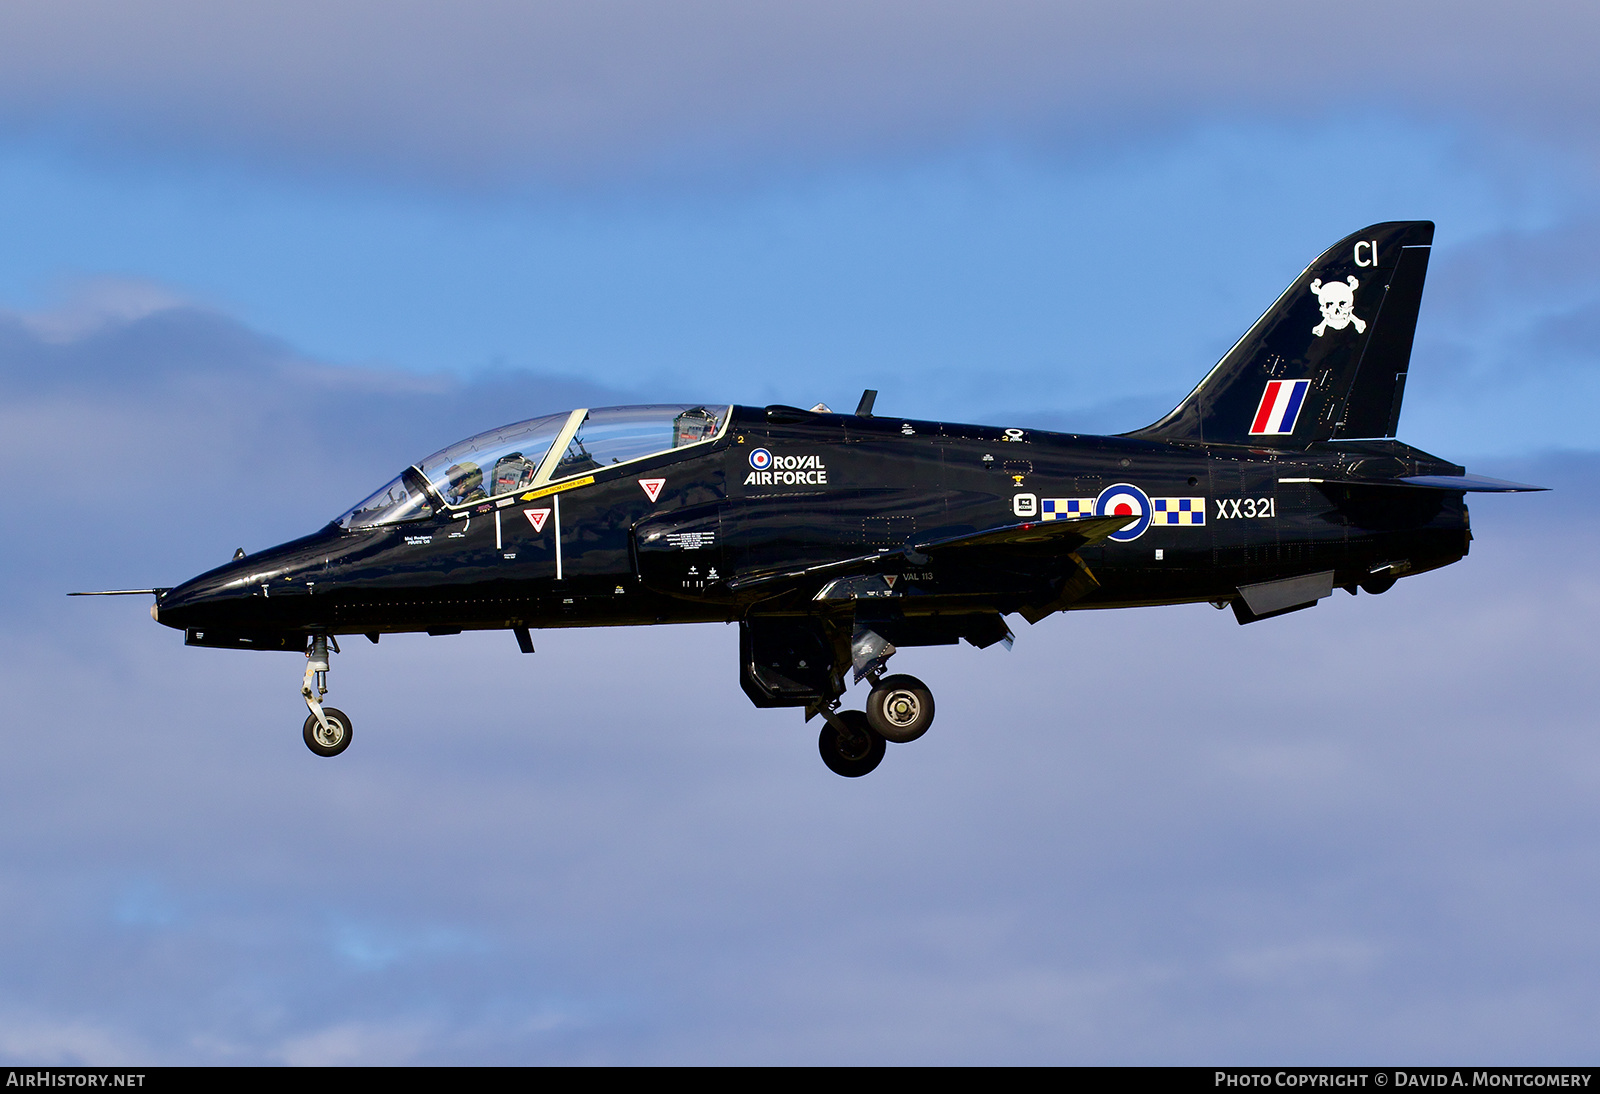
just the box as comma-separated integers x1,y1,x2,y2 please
1309,276,1367,337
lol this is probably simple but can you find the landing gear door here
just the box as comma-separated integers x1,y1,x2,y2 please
740,617,842,709
633,501,727,600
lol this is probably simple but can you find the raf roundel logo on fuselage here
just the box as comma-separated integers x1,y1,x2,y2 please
1096,483,1152,541
749,448,773,471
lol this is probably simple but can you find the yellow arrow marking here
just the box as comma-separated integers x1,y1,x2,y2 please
520,475,595,501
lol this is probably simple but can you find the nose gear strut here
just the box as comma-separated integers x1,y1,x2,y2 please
300,634,353,756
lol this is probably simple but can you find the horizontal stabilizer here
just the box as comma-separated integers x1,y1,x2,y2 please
1398,474,1547,492
1277,474,1547,493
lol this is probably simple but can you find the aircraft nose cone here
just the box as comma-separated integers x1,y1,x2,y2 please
155,563,258,630
156,528,339,633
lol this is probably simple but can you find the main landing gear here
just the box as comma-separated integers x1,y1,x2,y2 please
815,671,937,778
741,618,948,778
818,709,885,777
864,674,935,743
300,634,353,757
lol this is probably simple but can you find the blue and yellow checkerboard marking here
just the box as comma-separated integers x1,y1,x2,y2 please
1150,497,1206,526
1042,495,1207,526
1040,498,1097,520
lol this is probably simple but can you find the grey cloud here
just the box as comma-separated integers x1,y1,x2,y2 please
1528,299,1600,363
1407,219,1600,389
0,293,628,599
0,1,1593,184
1429,217,1600,322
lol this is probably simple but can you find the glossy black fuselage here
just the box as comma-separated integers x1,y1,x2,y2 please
157,405,1470,641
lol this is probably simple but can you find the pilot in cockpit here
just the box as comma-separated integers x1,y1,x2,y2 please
444,462,486,506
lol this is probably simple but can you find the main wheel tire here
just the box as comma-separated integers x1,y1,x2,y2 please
303,707,353,757
865,674,935,743
818,710,885,778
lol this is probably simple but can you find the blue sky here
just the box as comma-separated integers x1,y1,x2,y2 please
1,0,1598,1064
0,116,1589,455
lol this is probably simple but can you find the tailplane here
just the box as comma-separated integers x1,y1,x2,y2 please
1130,221,1433,446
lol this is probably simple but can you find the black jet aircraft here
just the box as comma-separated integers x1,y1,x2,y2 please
78,221,1542,776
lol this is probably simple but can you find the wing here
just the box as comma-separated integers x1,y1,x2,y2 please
725,512,1135,593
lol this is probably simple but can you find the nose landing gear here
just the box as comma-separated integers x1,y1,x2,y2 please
303,706,353,756
300,634,353,757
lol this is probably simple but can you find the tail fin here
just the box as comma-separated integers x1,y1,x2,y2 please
1130,221,1433,445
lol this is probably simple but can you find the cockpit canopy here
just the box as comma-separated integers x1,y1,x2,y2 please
337,404,730,529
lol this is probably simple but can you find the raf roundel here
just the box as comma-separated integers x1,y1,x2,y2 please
1096,483,1152,542
749,447,773,471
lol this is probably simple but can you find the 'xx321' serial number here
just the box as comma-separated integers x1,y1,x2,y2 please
1216,497,1275,519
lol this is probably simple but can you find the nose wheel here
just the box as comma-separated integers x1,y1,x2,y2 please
303,708,353,756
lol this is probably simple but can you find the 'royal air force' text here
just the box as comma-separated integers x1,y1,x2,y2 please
744,454,829,487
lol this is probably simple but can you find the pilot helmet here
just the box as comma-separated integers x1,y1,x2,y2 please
446,461,483,495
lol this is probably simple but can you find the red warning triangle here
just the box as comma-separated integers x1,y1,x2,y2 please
639,478,666,503
523,508,550,533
